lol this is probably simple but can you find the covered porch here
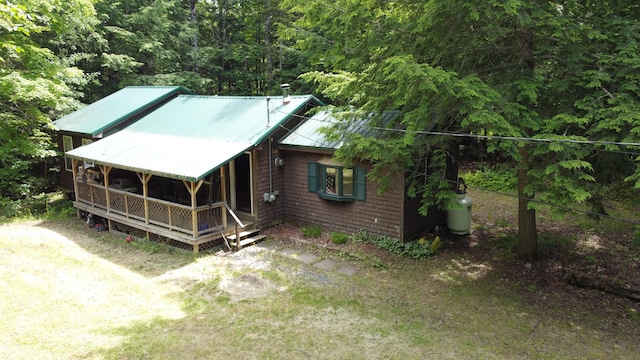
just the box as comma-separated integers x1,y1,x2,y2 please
71,159,254,254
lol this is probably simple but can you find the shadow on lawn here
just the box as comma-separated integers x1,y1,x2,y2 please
36,217,196,278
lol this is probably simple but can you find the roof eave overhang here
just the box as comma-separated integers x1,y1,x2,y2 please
68,144,255,183
278,144,336,154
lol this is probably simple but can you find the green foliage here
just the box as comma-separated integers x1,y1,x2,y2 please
401,241,436,259
0,0,89,204
0,198,23,221
301,225,322,238
43,193,76,220
329,232,349,245
351,230,435,259
0,192,61,221
461,167,517,192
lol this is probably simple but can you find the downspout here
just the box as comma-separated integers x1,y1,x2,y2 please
269,136,273,195
267,96,273,195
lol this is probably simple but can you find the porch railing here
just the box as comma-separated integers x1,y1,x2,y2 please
75,181,226,238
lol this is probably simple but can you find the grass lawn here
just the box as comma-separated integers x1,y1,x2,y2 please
1,191,639,359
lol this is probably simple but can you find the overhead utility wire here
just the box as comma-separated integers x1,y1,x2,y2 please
277,109,640,224
368,127,640,148
427,175,640,225
275,108,640,148
277,123,328,147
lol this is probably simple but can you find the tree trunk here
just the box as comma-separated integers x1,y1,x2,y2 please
517,146,537,261
189,0,198,74
515,19,537,261
264,0,274,91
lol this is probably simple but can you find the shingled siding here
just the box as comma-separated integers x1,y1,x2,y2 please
254,139,288,229
278,151,413,241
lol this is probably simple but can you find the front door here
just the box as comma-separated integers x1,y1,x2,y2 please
230,153,252,214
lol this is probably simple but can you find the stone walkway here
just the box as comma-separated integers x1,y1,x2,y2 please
254,242,357,277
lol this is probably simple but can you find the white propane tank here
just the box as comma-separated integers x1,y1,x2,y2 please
447,177,472,235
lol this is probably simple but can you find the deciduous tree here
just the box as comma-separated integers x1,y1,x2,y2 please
0,0,90,201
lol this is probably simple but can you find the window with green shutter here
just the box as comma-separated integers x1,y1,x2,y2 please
308,162,366,201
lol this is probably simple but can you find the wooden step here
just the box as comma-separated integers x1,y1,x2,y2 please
227,229,260,241
231,235,267,248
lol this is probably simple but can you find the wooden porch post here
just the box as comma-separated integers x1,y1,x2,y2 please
220,166,227,227
137,173,153,225
101,165,112,211
229,159,236,210
72,158,80,217
182,180,204,239
101,165,112,230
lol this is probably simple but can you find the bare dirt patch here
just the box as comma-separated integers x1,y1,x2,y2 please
218,273,279,302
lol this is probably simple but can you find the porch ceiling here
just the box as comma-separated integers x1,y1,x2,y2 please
67,94,320,181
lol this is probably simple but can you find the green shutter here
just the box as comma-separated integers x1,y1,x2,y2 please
355,167,366,201
308,162,318,192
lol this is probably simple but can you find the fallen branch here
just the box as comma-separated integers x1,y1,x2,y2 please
564,271,640,302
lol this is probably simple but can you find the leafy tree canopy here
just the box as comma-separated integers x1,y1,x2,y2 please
0,0,92,200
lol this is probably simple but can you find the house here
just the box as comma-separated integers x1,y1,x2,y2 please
62,87,452,254
278,110,452,242
65,91,321,253
52,86,192,195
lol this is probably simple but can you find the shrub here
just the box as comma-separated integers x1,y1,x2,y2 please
329,232,349,244
301,225,322,238
0,197,21,220
349,230,435,259
461,166,517,191
398,240,435,259
0,192,76,222
351,229,370,243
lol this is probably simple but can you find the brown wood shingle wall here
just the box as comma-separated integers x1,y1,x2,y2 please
278,151,410,240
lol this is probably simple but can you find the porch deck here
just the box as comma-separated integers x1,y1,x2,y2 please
74,181,253,253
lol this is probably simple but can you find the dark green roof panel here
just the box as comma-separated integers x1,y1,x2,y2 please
52,86,191,136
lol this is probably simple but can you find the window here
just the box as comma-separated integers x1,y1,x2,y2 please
81,138,93,168
62,135,73,171
64,137,94,171
308,162,365,201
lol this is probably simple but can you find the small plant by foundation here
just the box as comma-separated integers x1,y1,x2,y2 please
301,225,322,238
330,232,349,244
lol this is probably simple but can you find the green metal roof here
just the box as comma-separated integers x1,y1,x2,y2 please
52,86,192,136
279,109,400,150
67,94,320,182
